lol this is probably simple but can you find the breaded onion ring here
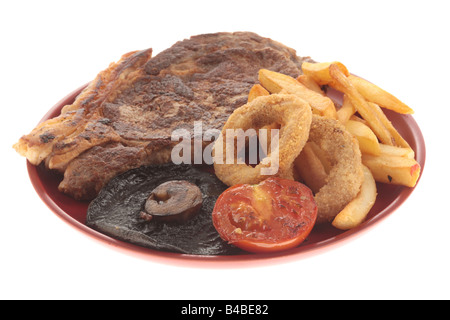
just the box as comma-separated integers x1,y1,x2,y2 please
306,115,364,224
213,94,312,186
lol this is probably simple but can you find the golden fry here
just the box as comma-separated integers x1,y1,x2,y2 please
248,84,270,102
296,74,325,95
362,153,421,187
306,141,332,174
348,75,414,114
258,69,337,119
332,165,377,230
336,94,356,124
328,64,394,145
301,61,350,85
367,102,411,148
345,120,381,156
294,142,328,194
349,115,368,125
379,143,415,159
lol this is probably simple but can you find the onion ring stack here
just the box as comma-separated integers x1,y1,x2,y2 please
213,84,366,226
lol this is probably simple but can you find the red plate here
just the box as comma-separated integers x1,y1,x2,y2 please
27,83,426,267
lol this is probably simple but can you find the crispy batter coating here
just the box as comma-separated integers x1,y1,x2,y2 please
213,94,312,186
308,115,364,224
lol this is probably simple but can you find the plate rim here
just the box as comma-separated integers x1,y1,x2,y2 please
26,83,426,268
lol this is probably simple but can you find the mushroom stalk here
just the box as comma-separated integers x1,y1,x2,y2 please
140,180,203,223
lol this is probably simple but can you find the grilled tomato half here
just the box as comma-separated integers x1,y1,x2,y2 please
212,177,317,253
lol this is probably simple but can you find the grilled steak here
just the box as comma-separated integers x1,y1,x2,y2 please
14,32,312,200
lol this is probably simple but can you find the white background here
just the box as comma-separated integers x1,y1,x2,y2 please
1,0,449,300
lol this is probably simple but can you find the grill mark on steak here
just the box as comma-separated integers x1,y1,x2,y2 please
15,32,313,200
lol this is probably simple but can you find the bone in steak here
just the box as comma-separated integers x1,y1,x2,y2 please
14,32,312,200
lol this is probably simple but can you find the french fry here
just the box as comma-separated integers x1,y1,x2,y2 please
296,74,325,95
362,153,421,187
294,142,328,194
379,143,415,159
248,84,270,102
348,75,414,114
328,64,394,145
344,120,381,156
258,69,337,119
336,94,356,124
306,141,332,174
349,114,366,124
301,61,350,85
367,102,411,148
332,165,377,230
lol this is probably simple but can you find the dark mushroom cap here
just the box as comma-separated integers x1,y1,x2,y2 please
86,164,242,255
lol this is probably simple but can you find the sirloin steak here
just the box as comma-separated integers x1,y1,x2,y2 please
14,32,312,200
